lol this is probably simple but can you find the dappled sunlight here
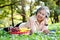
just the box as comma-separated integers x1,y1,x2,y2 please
0,0,60,40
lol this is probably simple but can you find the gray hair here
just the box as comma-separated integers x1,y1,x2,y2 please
35,6,50,18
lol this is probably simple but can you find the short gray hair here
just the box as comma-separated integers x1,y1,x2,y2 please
36,6,50,18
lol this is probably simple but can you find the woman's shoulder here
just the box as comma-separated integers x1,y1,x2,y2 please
41,18,48,24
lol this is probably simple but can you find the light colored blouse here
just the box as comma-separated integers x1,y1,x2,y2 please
19,15,48,33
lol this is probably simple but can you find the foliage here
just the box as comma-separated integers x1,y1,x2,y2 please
55,6,60,15
48,23,60,31
0,0,60,27
0,23,60,40
0,30,60,40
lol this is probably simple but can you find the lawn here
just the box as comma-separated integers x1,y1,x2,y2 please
0,23,60,40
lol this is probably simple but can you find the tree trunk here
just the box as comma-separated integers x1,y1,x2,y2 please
21,0,26,22
22,7,26,22
54,11,59,23
11,0,14,26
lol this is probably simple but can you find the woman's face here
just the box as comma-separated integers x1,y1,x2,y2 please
36,10,46,22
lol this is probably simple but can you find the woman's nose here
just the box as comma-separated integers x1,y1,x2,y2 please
39,14,43,17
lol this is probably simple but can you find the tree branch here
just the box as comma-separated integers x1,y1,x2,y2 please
0,1,20,8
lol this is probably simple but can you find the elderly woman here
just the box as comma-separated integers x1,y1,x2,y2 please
3,6,50,34
19,6,50,34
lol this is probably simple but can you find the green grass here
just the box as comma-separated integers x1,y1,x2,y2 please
0,31,60,40
48,23,60,31
0,23,60,40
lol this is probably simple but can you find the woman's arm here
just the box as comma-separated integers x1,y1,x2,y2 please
41,18,49,34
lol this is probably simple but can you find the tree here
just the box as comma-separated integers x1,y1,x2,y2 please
21,0,26,22
42,0,60,23
0,0,21,27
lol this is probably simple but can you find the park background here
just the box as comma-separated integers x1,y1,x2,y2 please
0,0,60,40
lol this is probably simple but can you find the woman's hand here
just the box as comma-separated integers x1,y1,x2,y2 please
43,30,49,34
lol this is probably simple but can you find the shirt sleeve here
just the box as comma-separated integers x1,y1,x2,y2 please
19,17,32,28
41,26,48,32
41,18,48,32
26,17,37,33
44,18,48,25
19,22,27,28
25,17,33,28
